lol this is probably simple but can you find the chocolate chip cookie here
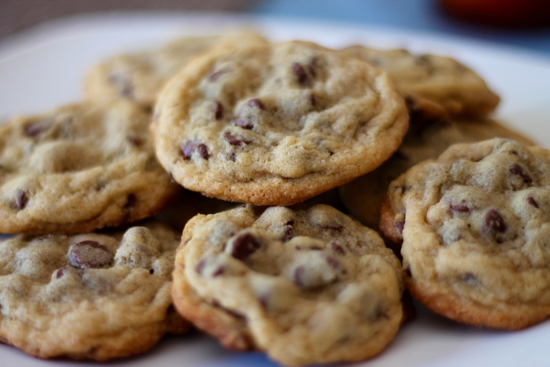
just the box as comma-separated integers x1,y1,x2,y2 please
340,118,534,232
0,222,188,360
85,32,267,108
381,138,550,329
343,45,500,118
0,100,179,234
172,204,405,366
155,40,409,206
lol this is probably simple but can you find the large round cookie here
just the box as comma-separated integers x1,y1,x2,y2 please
381,138,550,329
155,40,409,206
0,222,188,360
84,32,267,108
340,118,535,232
172,204,404,366
0,100,179,234
343,45,500,118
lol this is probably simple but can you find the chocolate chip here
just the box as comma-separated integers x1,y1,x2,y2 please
248,98,265,110
109,72,133,98
231,115,254,130
450,204,471,213
214,101,224,120
461,272,477,284
293,265,306,288
208,70,226,82
224,131,252,147
309,94,317,107
230,233,261,260
323,225,343,232
282,220,294,242
124,194,136,208
395,220,405,234
196,258,206,274
15,190,28,210
483,209,507,234
331,242,345,255
55,267,66,279
527,196,539,208
509,163,532,183
24,121,51,137
259,293,270,309
69,241,113,269
292,63,309,85
197,144,210,159
180,141,210,160
149,269,155,275
326,256,347,275
126,135,144,147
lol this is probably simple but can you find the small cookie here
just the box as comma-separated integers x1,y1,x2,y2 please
172,204,404,366
343,45,500,118
381,138,550,329
0,222,188,360
155,40,409,206
340,118,535,232
0,100,179,234
85,32,266,108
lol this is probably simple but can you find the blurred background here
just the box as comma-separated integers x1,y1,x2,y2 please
1,0,549,54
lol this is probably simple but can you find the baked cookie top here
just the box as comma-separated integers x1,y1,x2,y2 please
343,45,500,118
0,222,188,361
0,100,179,234
172,204,404,366
340,118,534,231
155,40,409,206
84,32,267,108
381,138,550,329
85,36,220,107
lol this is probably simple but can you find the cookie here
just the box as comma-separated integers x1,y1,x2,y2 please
343,45,500,118
0,100,179,234
381,138,550,329
0,222,188,360
172,204,404,366
84,32,267,108
340,118,535,232
154,40,409,206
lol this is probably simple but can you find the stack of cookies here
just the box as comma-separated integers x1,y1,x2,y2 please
0,29,546,366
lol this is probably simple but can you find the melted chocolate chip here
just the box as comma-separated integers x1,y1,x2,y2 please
55,267,66,279
282,220,294,242
509,163,532,183
230,233,261,260
527,196,539,208
450,204,471,213
14,190,28,210
309,94,317,108
462,272,477,284
331,242,345,255
483,209,507,234
214,101,224,120
323,225,344,232
292,63,309,85
126,135,144,147
231,116,254,130
248,98,265,110
180,141,210,160
69,241,113,269
196,258,206,274
224,131,252,147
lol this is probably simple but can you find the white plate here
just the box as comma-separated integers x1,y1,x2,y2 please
1,11,550,367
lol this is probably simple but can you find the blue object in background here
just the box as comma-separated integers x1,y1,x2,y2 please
250,0,550,55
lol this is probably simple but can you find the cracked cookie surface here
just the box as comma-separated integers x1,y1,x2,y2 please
172,204,404,366
155,40,408,205
0,222,188,360
0,100,179,234
343,45,500,118
381,138,550,329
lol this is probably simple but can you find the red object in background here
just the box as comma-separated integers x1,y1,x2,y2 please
440,0,550,28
